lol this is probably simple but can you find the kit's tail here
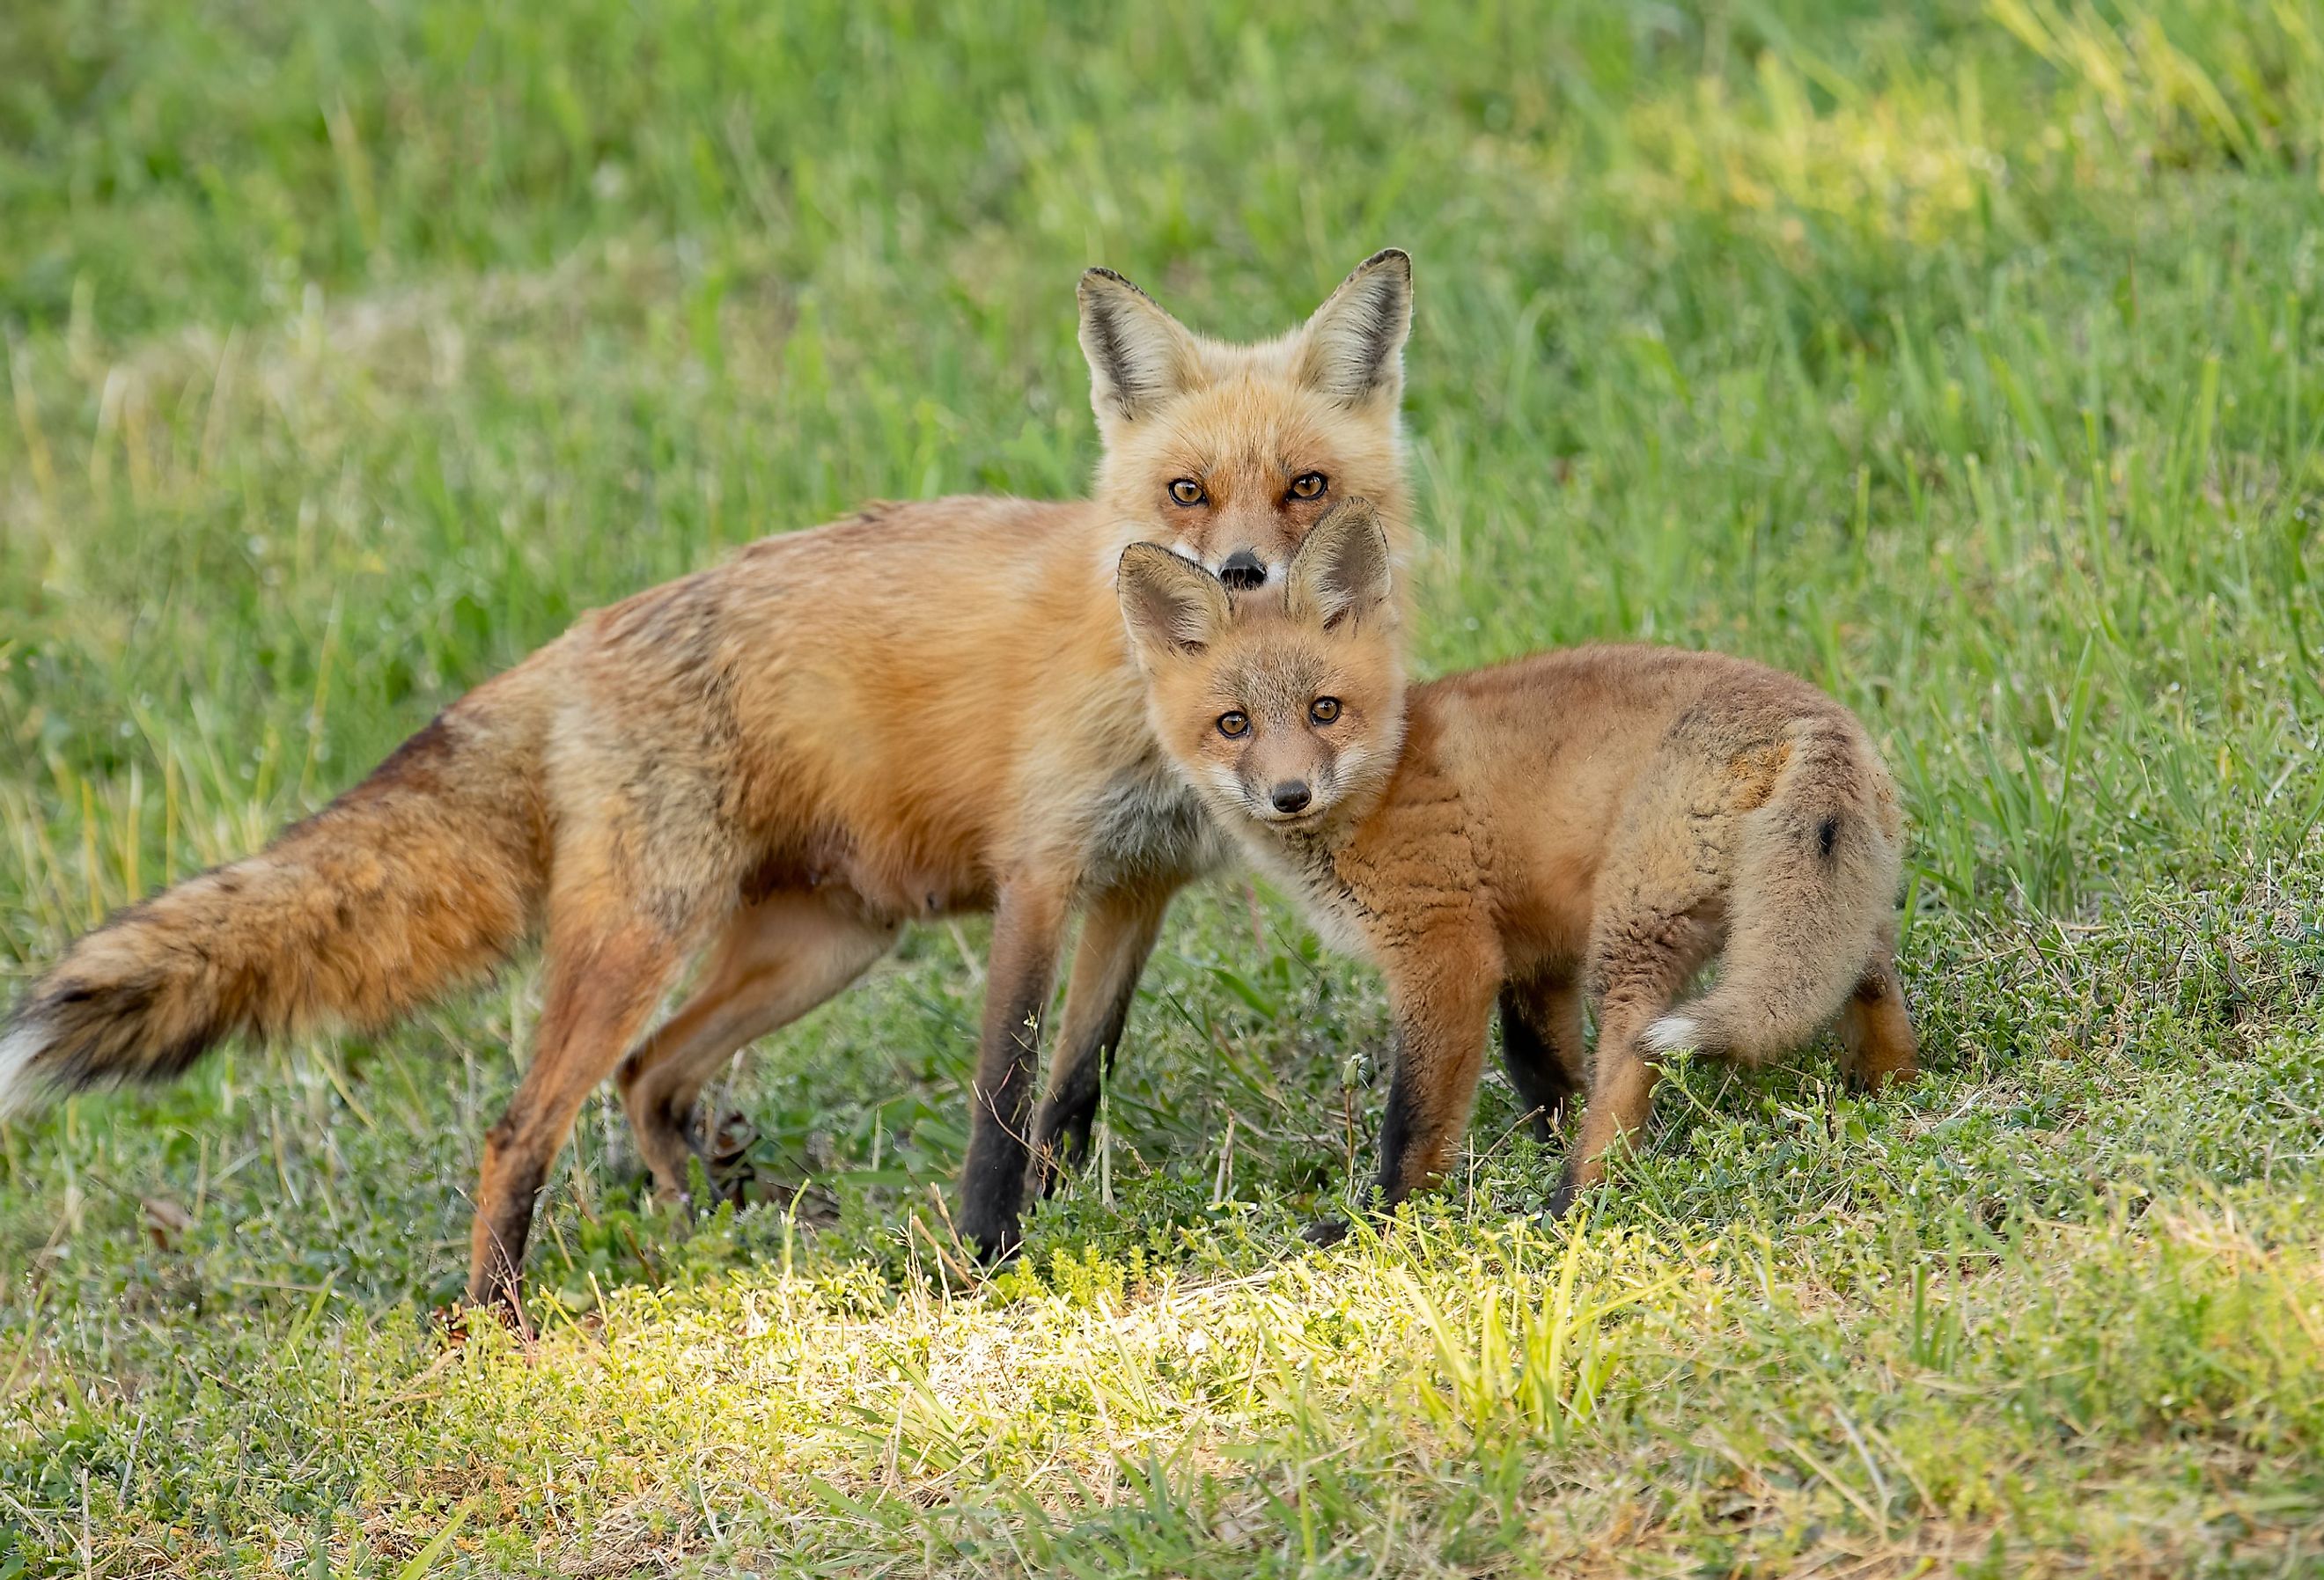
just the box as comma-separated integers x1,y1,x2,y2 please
1643,720,1901,1063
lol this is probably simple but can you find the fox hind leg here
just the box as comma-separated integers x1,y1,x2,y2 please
1836,932,1916,1095
1551,901,1722,1218
468,914,683,1316
466,778,743,1315
615,891,899,1204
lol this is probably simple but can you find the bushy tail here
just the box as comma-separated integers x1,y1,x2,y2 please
1643,719,1901,1064
0,684,548,1114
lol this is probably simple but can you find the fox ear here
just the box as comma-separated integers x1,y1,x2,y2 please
1080,268,1201,423
1284,498,1394,632
1118,543,1232,659
1295,249,1412,407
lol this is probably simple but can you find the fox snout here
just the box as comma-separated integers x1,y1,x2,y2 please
1217,549,1269,592
1247,756,1330,822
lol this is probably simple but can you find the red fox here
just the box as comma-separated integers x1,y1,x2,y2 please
1116,500,1916,1232
0,253,1416,1310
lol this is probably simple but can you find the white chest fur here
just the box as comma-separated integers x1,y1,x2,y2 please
1085,763,1232,888
1236,827,1376,960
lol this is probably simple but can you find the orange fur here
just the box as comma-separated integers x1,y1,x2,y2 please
1120,501,1916,1233
1,253,1418,1307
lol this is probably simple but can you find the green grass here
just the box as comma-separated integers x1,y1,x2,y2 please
4,0,2323,1571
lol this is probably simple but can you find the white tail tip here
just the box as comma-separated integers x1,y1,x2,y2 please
1642,1015,1700,1055
0,1017,48,1118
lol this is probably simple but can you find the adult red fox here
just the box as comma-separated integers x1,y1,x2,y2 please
1116,500,1916,1232
0,253,1416,1310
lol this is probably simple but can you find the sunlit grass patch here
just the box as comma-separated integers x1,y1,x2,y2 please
13,1177,2320,1572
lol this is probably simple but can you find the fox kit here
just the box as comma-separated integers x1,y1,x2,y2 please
1118,501,1916,1229
0,253,1416,1311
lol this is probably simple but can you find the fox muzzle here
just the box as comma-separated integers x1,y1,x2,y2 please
1217,549,1268,592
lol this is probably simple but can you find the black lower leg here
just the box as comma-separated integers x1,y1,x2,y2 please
1305,1040,1423,1247
958,979,1050,1261
681,1103,758,1206
1498,988,1579,1141
474,1161,547,1313
1033,978,1140,1182
1545,1160,1581,1221
1369,1047,1422,1213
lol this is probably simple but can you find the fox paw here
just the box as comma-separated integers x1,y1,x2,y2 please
689,1107,759,1207
956,1214,1023,1267
1301,1216,1352,1248
432,1294,526,1349
1545,1168,1584,1223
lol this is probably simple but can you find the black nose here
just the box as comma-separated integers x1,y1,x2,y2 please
1269,780,1312,814
1218,550,1267,592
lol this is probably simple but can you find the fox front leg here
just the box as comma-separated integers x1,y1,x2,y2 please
1307,952,1499,1246
956,871,1073,1261
1028,879,1175,1195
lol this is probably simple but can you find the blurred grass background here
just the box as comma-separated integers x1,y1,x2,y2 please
3,0,2322,1573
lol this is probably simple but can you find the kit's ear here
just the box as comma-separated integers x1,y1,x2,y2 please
1080,268,1202,423
1119,543,1232,659
1294,249,1412,407
1283,498,1394,632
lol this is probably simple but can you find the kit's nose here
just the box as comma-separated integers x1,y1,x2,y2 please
1270,780,1313,814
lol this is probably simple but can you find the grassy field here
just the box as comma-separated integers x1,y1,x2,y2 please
4,0,2323,1572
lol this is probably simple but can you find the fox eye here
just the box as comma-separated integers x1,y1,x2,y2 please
1217,711,1250,739
1170,479,1206,507
1309,696,1342,725
1289,472,1327,501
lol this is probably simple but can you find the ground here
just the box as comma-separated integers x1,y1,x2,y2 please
3,1,2322,1574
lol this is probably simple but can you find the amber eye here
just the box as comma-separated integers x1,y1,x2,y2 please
1170,479,1206,506
1309,696,1342,725
1217,711,1250,739
1289,472,1327,500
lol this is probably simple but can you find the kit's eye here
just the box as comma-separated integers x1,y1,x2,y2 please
1217,711,1250,739
1170,479,1206,506
1289,472,1327,501
1308,696,1342,725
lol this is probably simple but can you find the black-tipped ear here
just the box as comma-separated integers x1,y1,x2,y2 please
1296,249,1412,406
1284,498,1394,631
1079,268,1201,422
1119,542,1232,658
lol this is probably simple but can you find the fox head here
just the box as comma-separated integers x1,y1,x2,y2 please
1118,498,1404,834
1080,250,1412,591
